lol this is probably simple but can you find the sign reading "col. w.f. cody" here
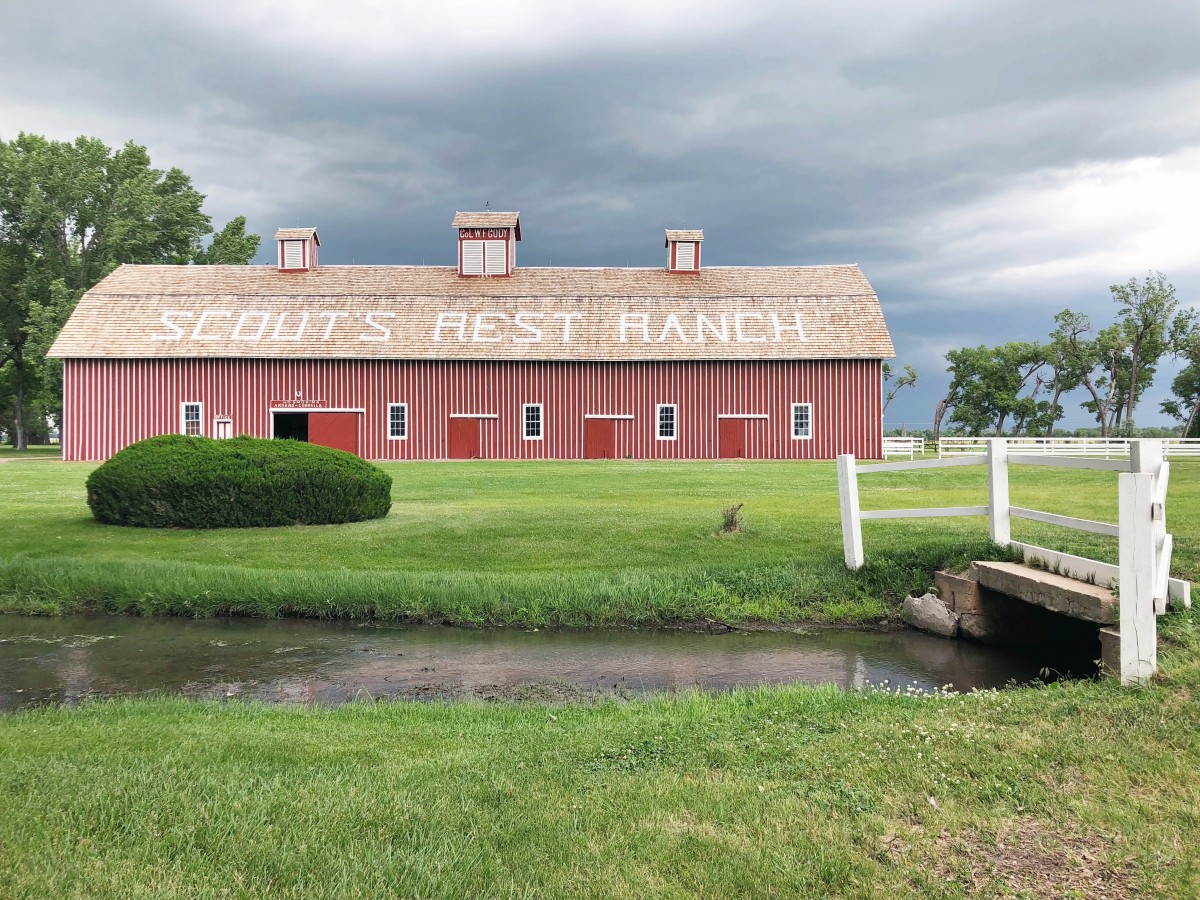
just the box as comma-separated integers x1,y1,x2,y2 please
458,228,510,240
148,310,806,345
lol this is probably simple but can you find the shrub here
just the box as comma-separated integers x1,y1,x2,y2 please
86,435,393,528
720,503,744,534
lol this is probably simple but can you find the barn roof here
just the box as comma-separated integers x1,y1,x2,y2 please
665,229,704,244
273,227,320,243
47,264,895,362
451,211,521,239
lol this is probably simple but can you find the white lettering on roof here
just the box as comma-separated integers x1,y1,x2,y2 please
360,312,395,342
138,309,807,347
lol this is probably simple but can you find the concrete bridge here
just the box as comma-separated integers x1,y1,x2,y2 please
839,438,1191,684
903,563,1123,676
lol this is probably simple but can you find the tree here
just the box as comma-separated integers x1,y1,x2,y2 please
1042,312,1089,436
192,215,260,265
1161,313,1200,438
1051,309,1126,437
940,342,1048,437
1110,271,1180,428
0,134,258,449
881,362,918,414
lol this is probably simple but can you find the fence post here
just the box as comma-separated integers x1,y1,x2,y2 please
837,454,864,570
987,438,1010,546
1130,438,1163,476
1118,471,1157,685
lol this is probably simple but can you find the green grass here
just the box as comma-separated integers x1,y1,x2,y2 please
2,459,1197,626
3,460,1199,896
0,444,61,459
2,611,1198,898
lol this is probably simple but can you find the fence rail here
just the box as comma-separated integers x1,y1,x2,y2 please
937,436,1200,459
838,438,1192,686
882,436,925,459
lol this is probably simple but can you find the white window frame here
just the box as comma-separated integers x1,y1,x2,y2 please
387,403,409,441
181,402,204,437
213,417,233,439
656,403,678,441
522,403,544,441
791,402,813,440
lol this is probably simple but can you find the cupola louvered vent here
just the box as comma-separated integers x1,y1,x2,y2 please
453,211,521,276
462,241,484,275
665,229,703,274
274,227,320,272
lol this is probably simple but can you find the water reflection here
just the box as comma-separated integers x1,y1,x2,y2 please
0,615,1095,711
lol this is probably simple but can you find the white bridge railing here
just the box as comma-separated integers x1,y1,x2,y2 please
838,438,1191,685
883,436,926,459
938,436,1200,458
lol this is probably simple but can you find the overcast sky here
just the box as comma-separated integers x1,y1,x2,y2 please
4,0,1198,427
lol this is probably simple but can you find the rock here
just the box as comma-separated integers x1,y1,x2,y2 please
901,593,960,638
959,613,1011,644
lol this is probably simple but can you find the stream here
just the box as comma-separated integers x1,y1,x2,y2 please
0,614,1096,710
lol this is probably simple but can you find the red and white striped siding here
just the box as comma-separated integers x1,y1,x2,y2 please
62,358,883,461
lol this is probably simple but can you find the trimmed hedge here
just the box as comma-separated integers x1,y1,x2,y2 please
86,435,393,528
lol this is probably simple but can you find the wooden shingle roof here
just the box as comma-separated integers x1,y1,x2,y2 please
48,264,895,362
451,211,521,238
273,227,320,243
665,229,704,244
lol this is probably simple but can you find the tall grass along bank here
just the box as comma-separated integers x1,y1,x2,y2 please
1,459,1196,626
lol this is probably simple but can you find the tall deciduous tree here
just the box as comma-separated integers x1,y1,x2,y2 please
193,215,260,265
882,362,918,414
940,342,1048,437
0,134,258,449
1110,271,1180,428
1161,313,1200,438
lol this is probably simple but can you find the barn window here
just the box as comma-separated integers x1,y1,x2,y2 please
214,418,232,439
181,402,204,437
791,403,812,440
656,404,677,441
388,403,408,440
522,403,543,440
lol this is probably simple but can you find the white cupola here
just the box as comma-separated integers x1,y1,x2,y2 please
275,227,320,272
665,229,703,274
452,211,521,277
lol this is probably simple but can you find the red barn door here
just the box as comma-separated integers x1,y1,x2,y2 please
448,418,480,459
718,418,745,459
308,413,360,455
583,419,615,459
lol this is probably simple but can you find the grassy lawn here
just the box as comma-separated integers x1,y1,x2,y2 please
2,460,1199,896
0,444,61,459
2,459,1197,626
1,613,1198,898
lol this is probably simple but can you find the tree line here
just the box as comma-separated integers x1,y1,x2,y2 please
930,273,1199,440
1,133,260,450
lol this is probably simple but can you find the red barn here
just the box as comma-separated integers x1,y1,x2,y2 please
48,212,895,461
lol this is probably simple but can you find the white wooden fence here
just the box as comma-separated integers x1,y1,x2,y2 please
838,438,1191,685
938,436,1200,458
882,436,926,459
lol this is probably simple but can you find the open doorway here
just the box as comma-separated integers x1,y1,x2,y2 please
273,412,309,442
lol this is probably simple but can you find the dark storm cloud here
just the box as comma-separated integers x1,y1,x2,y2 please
3,0,1198,425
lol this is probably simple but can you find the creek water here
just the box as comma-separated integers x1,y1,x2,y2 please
0,615,1096,711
